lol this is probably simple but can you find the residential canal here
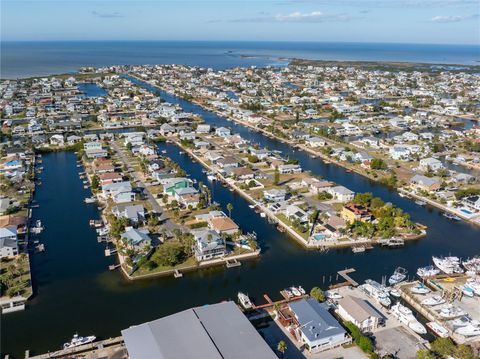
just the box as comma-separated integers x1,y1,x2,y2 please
3,94,480,358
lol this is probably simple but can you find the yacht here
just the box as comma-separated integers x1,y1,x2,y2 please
450,316,472,328
443,212,461,221
437,305,466,319
388,267,408,285
290,287,302,297
463,257,480,274
391,303,427,334
417,265,440,278
455,322,480,337
326,290,343,300
237,292,252,309
426,321,449,338
410,283,431,295
298,286,306,295
361,280,391,307
352,246,366,253
63,334,96,349
421,295,446,306
415,200,426,206
462,285,475,297
432,256,464,274
389,288,401,298
465,279,480,296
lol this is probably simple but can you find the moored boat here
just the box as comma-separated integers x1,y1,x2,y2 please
421,295,446,306
426,321,449,338
63,334,96,349
410,283,431,295
238,292,252,309
388,267,407,285
391,302,427,334
417,265,440,278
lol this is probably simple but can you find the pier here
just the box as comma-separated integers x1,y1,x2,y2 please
337,268,358,287
225,258,241,268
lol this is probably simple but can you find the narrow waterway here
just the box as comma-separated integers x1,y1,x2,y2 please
3,84,479,357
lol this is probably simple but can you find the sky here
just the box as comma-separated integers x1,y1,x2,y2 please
1,0,479,44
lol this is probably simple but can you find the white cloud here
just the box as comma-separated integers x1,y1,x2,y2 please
92,11,124,18
430,14,478,22
231,10,351,23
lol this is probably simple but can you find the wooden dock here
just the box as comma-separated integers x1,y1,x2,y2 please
337,268,358,287
225,258,241,268
174,269,183,278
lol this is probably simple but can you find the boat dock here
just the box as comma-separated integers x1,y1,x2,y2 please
251,291,307,310
27,336,125,359
225,258,241,268
337,268,358,287
109,264,121,271
174,269,183,278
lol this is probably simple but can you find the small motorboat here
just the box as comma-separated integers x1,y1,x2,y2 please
284,289,293,298
410,283,431,295
421,295,446,306
298,286,306,295
426,321,450,338
449,315,472,328
437,305,466,319
63,334,96,349
326,290,343,300
415,200,426,206
290,287,302,297
455,322,480,337
443,212,461,221
389,288,401,298
352,246,366,253
462,285,475,297
238,292,252,309
388,267,408,285
417,265,440,278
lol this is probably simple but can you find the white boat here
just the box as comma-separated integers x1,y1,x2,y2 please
84,197,96,204
63,334,96,349
443,212,461,221
415,200,426,206
290,287,302,297
260,213,266,218
361,280,391,307
284,289,293,298
437,305,466,319
465,279,480,296
352,246,366,253
238,292,252,309
326,290,343,300
462,285,475,297
417,265,440,278
432,256,464,274
426,321,450,338
410,283,431,295
421,295,446,306
388,267,408,285
449,316,472,328
463,257,480,274
207,174,216,181
455,323,480,337
389,288,401,298
298,286,306,295
391,302,427,334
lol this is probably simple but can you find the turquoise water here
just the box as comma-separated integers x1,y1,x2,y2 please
1,41,479,79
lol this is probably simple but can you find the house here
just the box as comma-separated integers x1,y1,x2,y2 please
112,204,146,223
196,124,211,133
84,142,102,151
285,205,308,224
228,167,255,180
307,137,326,148
278,164,302,174
162,178,193,196
249,148,269,160
0,226,18,258
2,160,23,171
208,216,239,235
337,295,384,333
419,158,444,172
327,186,355,202
113,191,137,204
0,199,12,215
216,157,239,169
462,196,480,211
99,172,123,185
215,127,231,138
263,189,286,202
410,174,441,192
341,203,372,223
102,181,133,198
288,299,350,353
121,228,151,251
160,123,175,136
66,135,82,145
192,229,227,261
138,144,156,157
174,187,200,208
49,134,64,146
121,301,276,359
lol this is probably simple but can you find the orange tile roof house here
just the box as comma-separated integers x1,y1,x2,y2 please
341,203,372,223
208,217,239,235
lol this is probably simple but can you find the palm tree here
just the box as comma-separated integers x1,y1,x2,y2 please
226,203,233,218
277,340,287,358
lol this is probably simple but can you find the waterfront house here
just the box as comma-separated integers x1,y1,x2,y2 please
410,174,441,192
49,134,64,146
215,127,231,138
113,191,136,204
228,167,255,180
66,135,82,145
196,124,211,133
162,178,193,196
138,144,156,157
462,196,480,212
2,160,23,171
341,203,372,223
288,299,350,353
327,186,355,202
99,172,123,185
174,187,200,208
121,227,151,251
216,157,239,169
192,229,227,261
278,164,302,174
285,204,309,224
419,157,444,172
160,123,175,136
93,159,115,174
307,137,326,148
336,295,384,333
263,189,287,202
147,159,165,173
208,216,239,235
249,147,269,160
112,204,146,224
0,226,18,258
102,181,133,199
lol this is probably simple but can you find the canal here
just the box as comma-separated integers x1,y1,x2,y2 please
3,85,480,358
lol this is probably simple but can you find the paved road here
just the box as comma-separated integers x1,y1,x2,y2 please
111,141,180,232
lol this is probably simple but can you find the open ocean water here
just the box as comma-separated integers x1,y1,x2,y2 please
1,41,479,79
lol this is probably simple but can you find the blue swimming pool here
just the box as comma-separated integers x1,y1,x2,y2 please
460,208,473,215
313,234,326,241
